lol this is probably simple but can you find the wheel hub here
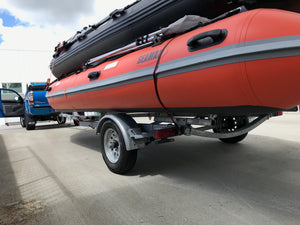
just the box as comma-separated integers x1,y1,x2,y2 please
109,140,119,149
104,128,121,163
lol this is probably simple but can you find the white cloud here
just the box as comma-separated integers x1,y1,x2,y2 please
1,23,55,50
1,0,94,28
1,0,135,28
0,0,136,45
0,21,58,84
0,0,135,84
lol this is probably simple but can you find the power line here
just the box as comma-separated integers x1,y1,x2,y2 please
0,48,51,53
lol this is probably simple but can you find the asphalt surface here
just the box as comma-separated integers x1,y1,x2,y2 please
0,113,299,225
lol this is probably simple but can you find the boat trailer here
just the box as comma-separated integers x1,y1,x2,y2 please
64,111,283,174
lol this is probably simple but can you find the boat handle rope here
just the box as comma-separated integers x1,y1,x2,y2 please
152,37,178,128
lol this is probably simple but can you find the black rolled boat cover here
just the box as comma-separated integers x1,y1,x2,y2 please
50,0,240,78
50,0,300,79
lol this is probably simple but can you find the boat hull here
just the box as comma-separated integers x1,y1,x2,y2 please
47,9,300,116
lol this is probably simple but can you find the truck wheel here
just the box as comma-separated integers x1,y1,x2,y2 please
99,120,137,174
24,112,36,130
57,116,66,124
26,124,36,130
73,119,80,126
20,117,25,128
214,116,249,144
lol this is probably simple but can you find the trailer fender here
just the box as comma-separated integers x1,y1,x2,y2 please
96,114,144,151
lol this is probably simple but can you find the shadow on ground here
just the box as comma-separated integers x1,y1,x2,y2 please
69,130,300,223
33,123,73,131
70,128,101,152
0,135,41,225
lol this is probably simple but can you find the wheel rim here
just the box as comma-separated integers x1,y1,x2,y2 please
216,116,248,133
20,117,24,126
222,117,238,132
104,128,121,163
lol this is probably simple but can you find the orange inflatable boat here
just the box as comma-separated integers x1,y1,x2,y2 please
47,9,300,116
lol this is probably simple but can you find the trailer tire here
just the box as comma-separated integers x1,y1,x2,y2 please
219,133,248,144
99,120,137,174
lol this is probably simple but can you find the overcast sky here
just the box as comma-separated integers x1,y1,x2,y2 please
0,0,134,86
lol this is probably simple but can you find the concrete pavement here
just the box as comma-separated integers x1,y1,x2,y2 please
0,114,299,225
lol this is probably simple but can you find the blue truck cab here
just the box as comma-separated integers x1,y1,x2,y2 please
0,83,66,130
25,82,56,116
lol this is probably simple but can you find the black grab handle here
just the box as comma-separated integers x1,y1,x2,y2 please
88,71,101,81
187,29,228,52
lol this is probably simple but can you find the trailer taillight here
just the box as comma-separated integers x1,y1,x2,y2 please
28,92,34,106
154,126,179,140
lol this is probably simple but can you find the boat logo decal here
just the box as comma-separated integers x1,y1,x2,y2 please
137,49,162,64
104,61,119,70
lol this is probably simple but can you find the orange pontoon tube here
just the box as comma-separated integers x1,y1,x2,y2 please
47,9,300,116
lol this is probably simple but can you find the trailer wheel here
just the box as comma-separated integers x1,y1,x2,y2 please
214,116,249,144
99,120,137,174
219,133,248,144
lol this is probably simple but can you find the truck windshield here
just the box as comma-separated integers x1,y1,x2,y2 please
28,85,47,91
